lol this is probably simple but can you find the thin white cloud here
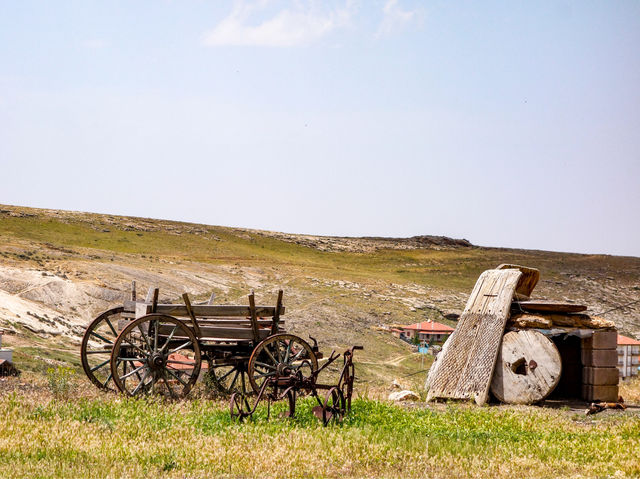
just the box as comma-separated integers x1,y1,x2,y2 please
376,0,422,37
202,1,354,47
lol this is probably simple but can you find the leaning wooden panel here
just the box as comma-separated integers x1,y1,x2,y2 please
426,268,522,405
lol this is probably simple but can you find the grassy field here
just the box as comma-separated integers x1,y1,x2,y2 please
1,375,639,479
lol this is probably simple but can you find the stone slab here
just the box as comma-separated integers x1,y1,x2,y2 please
581,384,619,402
582,367,620,386
581,348,618,367
581,330,618,350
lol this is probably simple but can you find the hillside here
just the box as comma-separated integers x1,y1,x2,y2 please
1,203,639,387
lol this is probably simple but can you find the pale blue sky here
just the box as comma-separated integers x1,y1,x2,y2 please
1,1,639,256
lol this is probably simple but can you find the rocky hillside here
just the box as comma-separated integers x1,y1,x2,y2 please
0,204,638,384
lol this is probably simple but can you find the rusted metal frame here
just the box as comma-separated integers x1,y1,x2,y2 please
182,293,203,339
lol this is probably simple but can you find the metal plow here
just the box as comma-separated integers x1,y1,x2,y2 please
229,345,362,425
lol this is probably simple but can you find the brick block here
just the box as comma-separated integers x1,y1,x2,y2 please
582,367,619,385
581,384,619,402
581,348,618,367
581,331,618,350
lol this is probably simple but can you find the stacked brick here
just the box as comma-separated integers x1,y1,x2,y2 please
581,330,619,402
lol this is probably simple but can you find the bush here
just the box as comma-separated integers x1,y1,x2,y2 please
46,366,76,399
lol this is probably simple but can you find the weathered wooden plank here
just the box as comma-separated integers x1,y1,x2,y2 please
513,300,587,313
426,268,522,404
496,264,540,297
508,312,614,329
182,293,202,338
134,303,285,318
490,330,561,404
271,289,283,335
508,314,553,329
157,324,272,341
248,291,260,343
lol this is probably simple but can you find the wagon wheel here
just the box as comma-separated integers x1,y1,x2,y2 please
247,333,318,394
229,392,252,421
316,387,345,426
80,307,124,391
110,314,201,398
206,359,252,396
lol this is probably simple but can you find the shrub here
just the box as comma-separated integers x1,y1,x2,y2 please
46,366,76,399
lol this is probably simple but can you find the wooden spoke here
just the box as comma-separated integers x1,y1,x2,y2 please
89,331,113,344
105,318,118,337
169,341,193,355
160,325,179,352
162,371,177,399
90,359,111,372
137,324,153,351
120,365,146,381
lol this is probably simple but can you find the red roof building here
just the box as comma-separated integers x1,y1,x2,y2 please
618,334,640,378
392,320,454,344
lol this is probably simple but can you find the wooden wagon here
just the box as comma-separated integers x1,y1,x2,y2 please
80,284,321,399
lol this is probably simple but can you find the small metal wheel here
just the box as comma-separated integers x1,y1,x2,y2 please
80,307,124,391
110,314,201,398
284,390,297,418
229,392,252,421
340,359,356,412
319,387,346,426
206,359,252,396
247,333,318,394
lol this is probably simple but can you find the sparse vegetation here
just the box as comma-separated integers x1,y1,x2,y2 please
0,382,639,479
45,366,76,399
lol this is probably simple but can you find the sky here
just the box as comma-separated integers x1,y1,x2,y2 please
1,1,639,257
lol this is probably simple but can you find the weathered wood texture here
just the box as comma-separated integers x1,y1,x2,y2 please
508,313,615,330
490,330,561,404
133,303,285,318
507,315,552,329
426,268,522,405
496,264,539,297
157,323,273,341
512,300,587,313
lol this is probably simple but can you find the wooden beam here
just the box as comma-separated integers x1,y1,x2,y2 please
182,293,202,338
145,287,155,303
157,324,271,341
248,291,260,343
134,304,284,318
271,289,283,335
151,288,159,313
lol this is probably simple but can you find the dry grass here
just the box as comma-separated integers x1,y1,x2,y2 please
1,375,639,479
620,376,640,403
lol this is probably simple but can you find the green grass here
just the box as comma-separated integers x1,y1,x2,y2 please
1,388,639,479
4,207,629,292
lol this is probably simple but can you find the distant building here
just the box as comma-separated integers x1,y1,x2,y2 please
391,320,454,344
0,328,12,363
618,334,640,379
